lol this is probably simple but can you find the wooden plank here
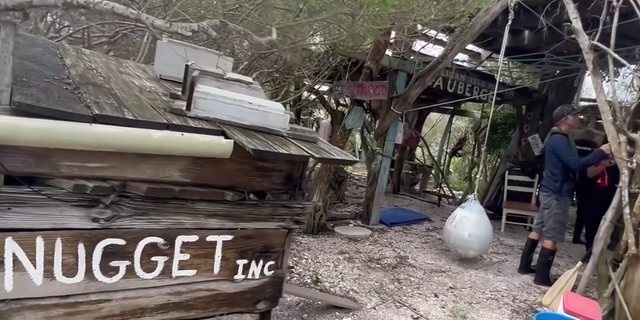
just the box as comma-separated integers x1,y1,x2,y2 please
12,33,92,122
220,124,311,162
175,186,245,201
0,19,15,106
0,186,309,230
0,228,287,299
0,145,307,193
121,61,225,135
125,182,178,198
287,124,319,143
290,138,359,166
283,284,360,310
368,72,406,226
59,44,169,130
0,272,284,319
43,178,115,195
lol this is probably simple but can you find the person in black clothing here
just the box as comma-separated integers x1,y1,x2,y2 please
573,130,599,244
516,105,610,287
582,137,620,253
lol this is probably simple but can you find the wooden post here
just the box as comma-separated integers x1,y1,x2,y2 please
434,106,457,187
367,71,407,225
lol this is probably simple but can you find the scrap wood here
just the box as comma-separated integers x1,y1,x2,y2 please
283,283,360,310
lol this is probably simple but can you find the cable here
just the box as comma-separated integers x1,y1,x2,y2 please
473,0,516,195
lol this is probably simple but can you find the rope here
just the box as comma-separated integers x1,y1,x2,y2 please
473,0,517,195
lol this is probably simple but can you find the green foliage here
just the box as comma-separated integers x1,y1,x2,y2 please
485,107,516,155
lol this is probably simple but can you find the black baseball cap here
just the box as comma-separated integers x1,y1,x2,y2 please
553,104,582,123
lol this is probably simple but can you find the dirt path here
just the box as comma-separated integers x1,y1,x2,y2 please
273,174,594,320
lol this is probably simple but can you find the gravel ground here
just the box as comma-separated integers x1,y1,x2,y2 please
270,173,595,320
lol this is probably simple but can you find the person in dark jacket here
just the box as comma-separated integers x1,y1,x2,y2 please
517,104,611,287
573,130,599,244
582,137,619,253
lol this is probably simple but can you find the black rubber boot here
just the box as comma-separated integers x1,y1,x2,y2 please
517,238,539,274
533,247,557,287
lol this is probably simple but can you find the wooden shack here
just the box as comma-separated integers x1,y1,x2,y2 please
0,33,358,319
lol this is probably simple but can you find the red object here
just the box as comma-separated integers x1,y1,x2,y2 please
561,292,601,320
595,163,608,188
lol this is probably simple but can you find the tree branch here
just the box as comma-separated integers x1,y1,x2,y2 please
374,0,509,139
1,0,277,46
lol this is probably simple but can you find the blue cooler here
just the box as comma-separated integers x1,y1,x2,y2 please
534,312,577,320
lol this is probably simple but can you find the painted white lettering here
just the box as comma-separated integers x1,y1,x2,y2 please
456,82,465,95
433,77,444,90
263,261,275,276
480,89,489,101
134,237,168,279
464,84,472,97
234,259,249,280
93,238,130,284
54,238,85,284
172,235,198,277
205,235,234,275
446,79,456,92
472,86,480,98
248,260,264,279
4,237,44,292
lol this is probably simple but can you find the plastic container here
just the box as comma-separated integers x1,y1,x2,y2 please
558,292,601,320
534,312,578,320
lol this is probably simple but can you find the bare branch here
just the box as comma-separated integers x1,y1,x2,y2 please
1,0,277,45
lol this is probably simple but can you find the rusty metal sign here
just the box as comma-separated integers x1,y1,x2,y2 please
333,81,389,100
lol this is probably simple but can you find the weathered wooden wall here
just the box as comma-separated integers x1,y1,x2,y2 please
0,145,306,194
0,186,305,319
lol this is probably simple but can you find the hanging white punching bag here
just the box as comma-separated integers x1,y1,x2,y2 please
442,194,493,259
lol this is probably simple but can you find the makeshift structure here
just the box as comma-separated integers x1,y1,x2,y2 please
0,31,358,319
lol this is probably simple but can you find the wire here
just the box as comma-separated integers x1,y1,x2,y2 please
473,0,517,196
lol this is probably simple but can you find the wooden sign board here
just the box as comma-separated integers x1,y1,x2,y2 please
333,81,389,100
430,69,515,103
0,229,287,319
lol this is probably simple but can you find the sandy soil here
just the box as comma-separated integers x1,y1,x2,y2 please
271,173,595,320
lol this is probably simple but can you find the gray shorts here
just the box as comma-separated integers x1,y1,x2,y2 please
532,192,571,243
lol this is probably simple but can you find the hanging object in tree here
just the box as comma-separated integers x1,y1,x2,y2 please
318,119,331,141
443,195,494,258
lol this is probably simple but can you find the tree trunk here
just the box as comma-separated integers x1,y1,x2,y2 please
305,28,391,234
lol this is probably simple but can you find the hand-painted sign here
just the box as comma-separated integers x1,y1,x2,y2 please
431,69,515,103
1,229,283,299
333,81,389,100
